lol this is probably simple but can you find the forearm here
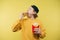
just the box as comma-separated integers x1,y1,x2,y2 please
12,12,26,32
40,31,46,39
12,22,21,32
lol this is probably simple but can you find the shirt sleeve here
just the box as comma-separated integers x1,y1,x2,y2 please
12,19,24,32
12,12,27,32
39,21,46,39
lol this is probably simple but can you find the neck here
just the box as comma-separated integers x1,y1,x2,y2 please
30,15,35,20
27,14,35,20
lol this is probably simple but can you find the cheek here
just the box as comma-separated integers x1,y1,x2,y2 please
28,10,33,14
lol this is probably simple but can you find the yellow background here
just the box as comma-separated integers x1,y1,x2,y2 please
0,0,60,40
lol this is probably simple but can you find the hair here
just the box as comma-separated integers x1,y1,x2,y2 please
31,5,39,13
33,14,38,18
31,5,39,18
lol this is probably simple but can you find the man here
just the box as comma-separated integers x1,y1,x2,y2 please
12,5,46,40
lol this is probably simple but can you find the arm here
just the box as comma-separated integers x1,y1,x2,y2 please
40,28,46,39
12,20,22,32
12,12,27,32
39,22,46,39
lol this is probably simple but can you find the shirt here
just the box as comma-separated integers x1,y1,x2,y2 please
13,16,46,40
18,16,45,40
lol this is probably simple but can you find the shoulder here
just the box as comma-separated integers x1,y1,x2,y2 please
35,18,42,23
32,18,42,26
34,18,44,27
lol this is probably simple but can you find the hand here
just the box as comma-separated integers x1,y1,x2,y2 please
19,12,24,20
19,12,28,20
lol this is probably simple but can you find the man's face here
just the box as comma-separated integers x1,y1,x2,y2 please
27,7,36,15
